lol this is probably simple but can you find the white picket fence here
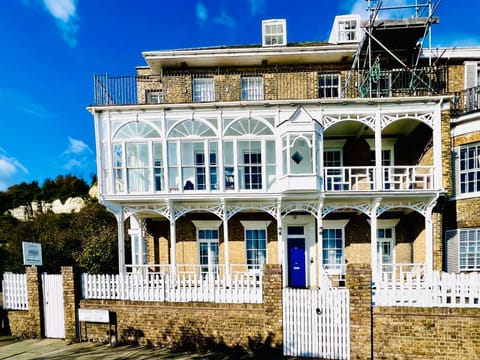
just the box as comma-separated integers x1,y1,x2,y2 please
81,271,263,304
283,288,350,359
374,270,480,307
2,273,28,310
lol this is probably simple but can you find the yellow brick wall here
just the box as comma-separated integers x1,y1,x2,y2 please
448,64,465,93
79,264,283,353
374,307,480,359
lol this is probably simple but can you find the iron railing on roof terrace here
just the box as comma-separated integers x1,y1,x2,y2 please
92,66,449,107
451,85,480,117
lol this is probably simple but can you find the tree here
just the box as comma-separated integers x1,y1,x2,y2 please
40,175,90,202
72,202,118,274
0,202,117,275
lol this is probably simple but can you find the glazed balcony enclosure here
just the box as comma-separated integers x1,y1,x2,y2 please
97,103,438,197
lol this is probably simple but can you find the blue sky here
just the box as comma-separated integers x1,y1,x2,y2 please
0,0,479,191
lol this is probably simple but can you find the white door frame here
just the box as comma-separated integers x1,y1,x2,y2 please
283,215,316,287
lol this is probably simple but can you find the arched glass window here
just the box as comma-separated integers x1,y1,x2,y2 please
114,122,161,140
224,117,273,136
169,119,216,138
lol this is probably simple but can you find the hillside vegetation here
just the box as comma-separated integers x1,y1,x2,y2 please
0,175,118,277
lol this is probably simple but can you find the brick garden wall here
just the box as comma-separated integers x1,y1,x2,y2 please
78,264,283,353
374,307,480,359
7,267,42,338
348,264,480,360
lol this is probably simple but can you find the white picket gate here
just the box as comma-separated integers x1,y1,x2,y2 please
283,288,350,359
42,274,65,338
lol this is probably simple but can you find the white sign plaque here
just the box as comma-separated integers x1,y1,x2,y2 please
78,309,110,323
22,242,43,266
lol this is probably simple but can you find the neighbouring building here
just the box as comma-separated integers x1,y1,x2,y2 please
5,1,480,358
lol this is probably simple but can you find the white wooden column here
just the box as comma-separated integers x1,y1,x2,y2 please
374,110,382,190
222,199,230,280
277,198,283,266
168,201,176,270
317,200,324,289
425,203,436,272
432,104,443,189
117,209,126,274
370,199,381,284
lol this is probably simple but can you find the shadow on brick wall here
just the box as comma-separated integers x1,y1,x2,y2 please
168,320,282,359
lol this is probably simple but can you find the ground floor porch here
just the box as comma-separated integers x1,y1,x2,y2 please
107,194,441,290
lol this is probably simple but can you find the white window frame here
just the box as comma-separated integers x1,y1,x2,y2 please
464,61,480,89
328,15,361,44
241,76,264,101
454,142,480,196
241,220,271,272
322,220,349,275
193,77,215,102
446,228,480,272
318,73,341,98
146,90,164,104
262,19,287,46
324,145,344,191
126,142,151,193
193,221,222,275
371,219,399,273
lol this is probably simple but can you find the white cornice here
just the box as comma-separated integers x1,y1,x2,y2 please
142,44,358,70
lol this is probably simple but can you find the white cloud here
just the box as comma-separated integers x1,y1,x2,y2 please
21,0,79,47
62,137,94,173
214,10,236,29
43,0,79,47
64,137,92,155
247,0,266,16
196,2,208,23
342,0,414,20
0,88,50,119
43,0,76,22
62,158,83,171
0,148,28,191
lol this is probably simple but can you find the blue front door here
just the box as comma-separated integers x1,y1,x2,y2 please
288,237,306,288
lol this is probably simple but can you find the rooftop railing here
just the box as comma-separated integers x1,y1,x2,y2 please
92,65,450,107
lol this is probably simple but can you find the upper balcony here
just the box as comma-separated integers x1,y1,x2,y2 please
451,85,480,117
92,65,451,108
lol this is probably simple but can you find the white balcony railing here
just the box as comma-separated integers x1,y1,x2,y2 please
382,166,433,190
324,166,434,192
82,264,263,304
325,166,375,191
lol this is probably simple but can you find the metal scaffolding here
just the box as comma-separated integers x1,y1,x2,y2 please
345,0,443,98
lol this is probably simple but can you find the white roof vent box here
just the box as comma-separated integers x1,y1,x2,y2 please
262,19,287,47
329,14,361,44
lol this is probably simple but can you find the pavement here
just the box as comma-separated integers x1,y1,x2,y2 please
0,336,287,359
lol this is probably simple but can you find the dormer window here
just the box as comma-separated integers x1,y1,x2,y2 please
329,15,361,44
262,19,287,47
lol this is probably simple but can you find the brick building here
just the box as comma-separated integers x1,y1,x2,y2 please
82,2,480,357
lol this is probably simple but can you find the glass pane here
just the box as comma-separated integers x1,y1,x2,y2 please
288,226,304,235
